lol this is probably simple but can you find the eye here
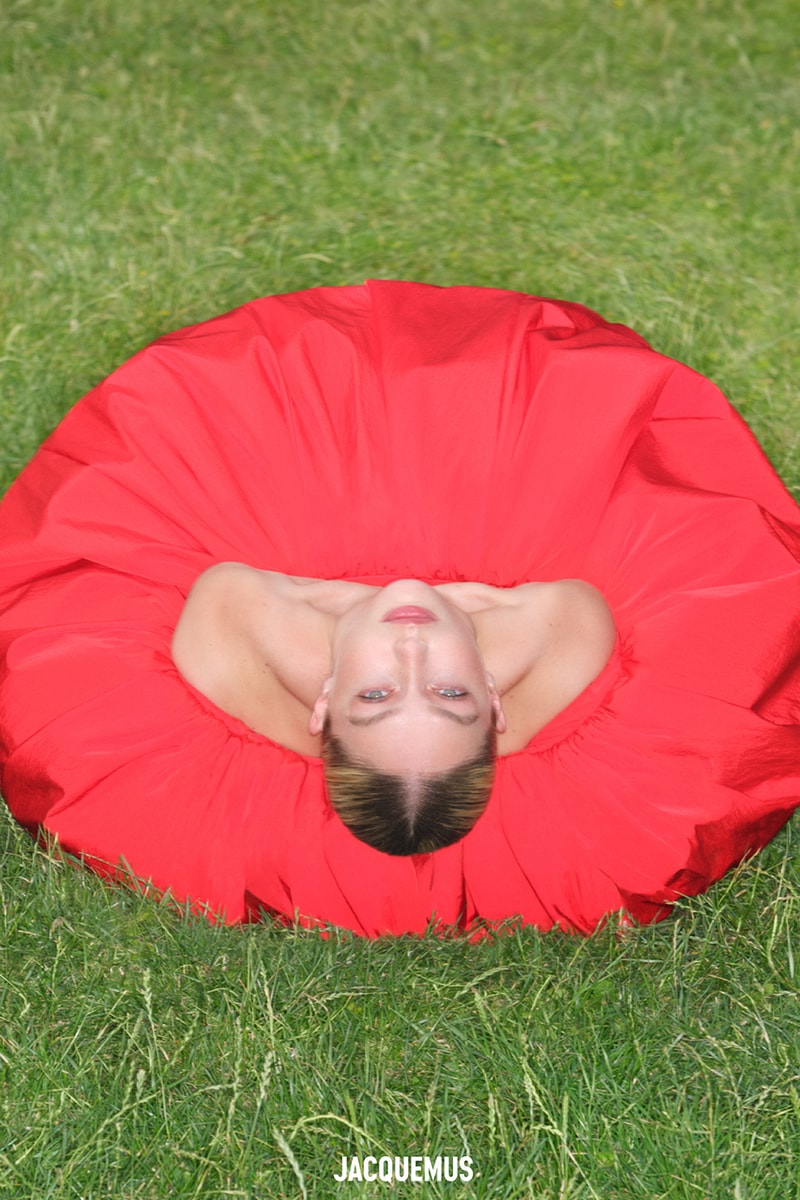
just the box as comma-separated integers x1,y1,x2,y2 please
435,687,468,699
358,689,391,702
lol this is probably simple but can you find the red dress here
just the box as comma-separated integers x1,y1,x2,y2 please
1,281,798,935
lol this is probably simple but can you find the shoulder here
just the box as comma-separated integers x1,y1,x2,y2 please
471,578,615,695
178,562,286,613
173,563,307,644
171,563,296,692
493,580,617,752
540,579,615,632
536,579,617,674
171,563,332,728
474,579,615,668
530,580,617,708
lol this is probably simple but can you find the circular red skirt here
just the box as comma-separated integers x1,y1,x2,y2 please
1,281,798,935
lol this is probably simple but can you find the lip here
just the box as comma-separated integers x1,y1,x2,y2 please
381,606,438,624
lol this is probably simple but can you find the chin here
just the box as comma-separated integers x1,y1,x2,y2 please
383,578,434,594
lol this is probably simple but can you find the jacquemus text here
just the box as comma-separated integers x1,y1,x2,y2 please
333,1155,474,1183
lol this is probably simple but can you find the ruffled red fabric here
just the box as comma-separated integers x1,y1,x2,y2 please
1,281,798,935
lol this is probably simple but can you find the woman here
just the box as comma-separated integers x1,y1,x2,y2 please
1,280,797,934
172,568,617,853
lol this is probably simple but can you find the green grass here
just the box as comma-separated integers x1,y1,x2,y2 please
1,0,799,1196
2,808,799,1199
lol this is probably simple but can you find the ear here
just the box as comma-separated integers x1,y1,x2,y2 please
486,673,507,734
308,677,332,735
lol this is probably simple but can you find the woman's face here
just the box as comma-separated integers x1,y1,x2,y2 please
309,581,505,774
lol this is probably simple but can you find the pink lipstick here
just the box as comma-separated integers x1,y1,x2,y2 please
382,606,437,624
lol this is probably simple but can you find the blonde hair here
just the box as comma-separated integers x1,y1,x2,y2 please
322,724,496,855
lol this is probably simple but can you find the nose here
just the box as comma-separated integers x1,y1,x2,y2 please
393,628,428,676
394,626,427,646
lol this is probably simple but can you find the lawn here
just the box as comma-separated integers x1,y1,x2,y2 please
1,1,799,1196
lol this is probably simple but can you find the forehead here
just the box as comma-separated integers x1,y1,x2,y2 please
332,706,488,774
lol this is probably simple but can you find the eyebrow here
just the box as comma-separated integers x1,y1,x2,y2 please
347,706,481,728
